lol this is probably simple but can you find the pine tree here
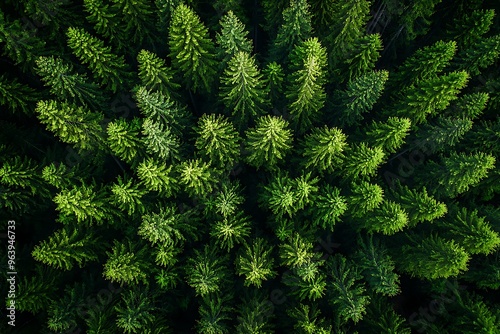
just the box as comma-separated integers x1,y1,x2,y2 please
195,293,233,334
343,33,383,82
446,9,495,49
103,239,150,285
353,235,400,296
287,303,332,333
219,51,268,129
279,232,316,268
32,226,103,270
0,74,39,114
418,152,496,199
286,37,328,133
397,0,442,43
107,118,144,166
263,61,285,107
447,92,489,120
334,70,389,127
110,0,155,46
282,263,327,301
35,100,106,151
414,116,473,154
442,206,500,255
348,181,384,218
15,266,59,313
235,237,277,287
260,0,289,36
466,118,500,156
141,118,181,162
136,158,178,197
83,0,127,50
110,175,147,216
0,156,47,196
137,49,180,99
447,292,500,334
66,27,130,92
210,212,251,252
325,254,370,324
168,4,217,93
398,233,470,280
115,287,157,334
453,35,500,76
269,0,312,62
361,200,409,235
365,117,411,154
185,244,229,296
300,126,347,173
391,71,469,124
309,184,348,231
203,180,244,219
244,115,293,170
235,289,275,333
53,183,110,225
360,294,411,334
177,158,218,197
390,183,447,226
41,162,81,190
294,172,319,210
215,10,253,66
35,56,105,110
259,172,299,218
47,284,86,332
342,142,385,179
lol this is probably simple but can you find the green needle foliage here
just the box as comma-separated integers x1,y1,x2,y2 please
216,10,253,65
177,158,218,197
137,49,180,99
103,239,150,285
0,74,39,114
210,212,251,252
168,3,217,93
235,237,276,287
300,126,347,173
309,184,348,231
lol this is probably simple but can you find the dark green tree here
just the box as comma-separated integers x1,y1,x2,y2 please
365,117,411,154
342,142,385,179
446,9,495,49
137,49,180,99
177,158,219,197
0,74,39,114
107,118,144,166
453,34,500,76
103,239,151,285
136,158,179,197
115,287,157,334
235,237,277,287
348,180,384,218
215,10,253,66
300,126,347,173
309,184,348,231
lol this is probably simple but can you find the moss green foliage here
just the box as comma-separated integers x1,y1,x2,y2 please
2,1,500,333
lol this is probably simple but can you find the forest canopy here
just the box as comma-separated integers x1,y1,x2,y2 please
1,0,500,333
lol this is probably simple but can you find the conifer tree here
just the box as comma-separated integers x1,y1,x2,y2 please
414,116,473,154
259,172,299,218
348,181,384,218
353,235,400,296
286,37,328,133
282,263,327,301
103,239,151,285
136,158,178,197
360,295,411,333
263,61,285,107
261,0,289,36
215,10,253,66
294,172,319,210
287,303,332,333
343,33,383,82
300,126,347,173
195,293,233,334
83,0,127,50
210,212,251,252
219,51,268,129
418,152,495,199
15,266,59,313
137,49,180,99
185,244,229,296
236,290,275,333
391,71,469,124
279,232,316,268
235,238,277,287
442,206,500,256
141,118,181,162
446,292,500,334
270,0,312,62
46,284,86,333
342,142,385,179
244,115,293,170
397,0,442,43
0,74,39,114
446,9,495,49
168,4,217,93
448,92,489,120
326,254,370,324
32,226,103,271
110,0,155,46
107,118,144,165
365,117,411,154
35,100,106,151
203,180,244,219
335,70,389,127
41,162,81,190
361,200,409,235
0,156,47,196
66,27,130,92
309,184,348,231
398,233,470,280
390,184,447,226
453,35,500,76
466,118,500,156
177,158,218,197
110,175,147,216
115,287,157,334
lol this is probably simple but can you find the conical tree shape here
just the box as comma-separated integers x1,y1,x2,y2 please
136,158,178,197
103,239,151,285
235,237,276,287
348,180,384,218
453,34,500,75
414,116,473,154
343,33,383,82
361,200,409,236
137,49,180,99
300,126,347,173
215,10,253,66
365,117,411,154
309,184,348,231
446,9,495,49
0,74,39,114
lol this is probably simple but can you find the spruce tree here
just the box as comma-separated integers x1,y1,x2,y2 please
453,34,500,76
103,239,150,285
136,158,178,197
365,117,411,154
361,200,409,236
185,244,229,296
195,293,233,334
219,51,268,129
107,118,144,166
343,33,383,82
210,212,251,252
114,287,157,334
215,10,253,66
66,27,130,92
137,49,180,99
300,126,347,173
235,237,276,287
342,142,385,179
168,4,217,93
0,74,39,114
110,175,147,216
348,180,384,218
141,118,181,162
244,115,293,170
414,116,473,154
288,303,332,333
446,9,495,49
177,158,218,197
309,184,348,231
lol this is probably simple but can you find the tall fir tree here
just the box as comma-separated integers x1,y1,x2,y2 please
235,237,277,287
0,74,39,115
215,10,253,66
137,49,180,100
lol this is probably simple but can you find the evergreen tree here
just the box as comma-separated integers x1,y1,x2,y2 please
326,254,370,324
219,51,268,129
263,61,285,107
185,244,229,296
353,235,400,296
453,35,500,76
309,184,348,231
203,180,244,219
177,158,218,197
42,162,81,190
244,115,293,170
334,70,389,127
83,0,127,50
136,158,179,197
141,118,181,162
210,212,251,252
195,293,233,334
47,284,86,332
115,287,157,334
137,49,180,99
447,292,500,334
15,266,58,313
365,117,411,154
300,126,347,173
259,172,299,218
447,92,489,120
446,9,495,49
110,0,155,46
287,303,332,333
66,27,130,92
343,33,383,82
348,180,384,218
107,118,144,166
286,37,328,133
418,152,496,199
235,290,275,333
396,0,442,43
269,0,312,62
342,142,385,179
414,116,473,154
35,100,106,151
0,74,39,114
103,239,150,285
32,226,103,271
0,156,47,196
215,10,253,66
360,294,411,333
361,200,409,235
279,232,316,268
168,4,217,93
398,233,470,280
391,71,469,124
282,263,327,301
110,175,147,216
235,237,277,287
442,206,500,255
